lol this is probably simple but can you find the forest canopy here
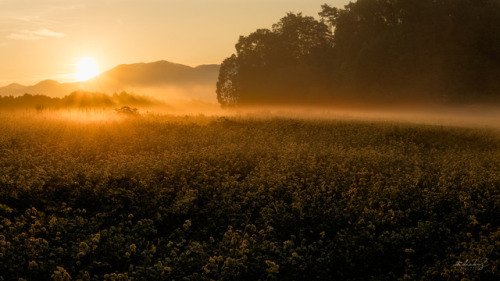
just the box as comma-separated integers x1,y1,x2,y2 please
216,0,500,106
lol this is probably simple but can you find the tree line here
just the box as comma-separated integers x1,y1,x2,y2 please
0,91,158,110
216,0,500,106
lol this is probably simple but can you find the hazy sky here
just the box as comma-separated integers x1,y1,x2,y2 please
0,0,349,85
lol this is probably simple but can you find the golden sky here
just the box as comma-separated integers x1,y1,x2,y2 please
0,0,349,85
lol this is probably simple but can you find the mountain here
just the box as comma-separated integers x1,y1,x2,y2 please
92,61,218,86
0,61,220,102
0,80,83,98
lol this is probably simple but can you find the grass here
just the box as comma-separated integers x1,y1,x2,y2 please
0,112,498,280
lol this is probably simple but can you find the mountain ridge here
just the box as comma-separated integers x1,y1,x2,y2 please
0,61,220,101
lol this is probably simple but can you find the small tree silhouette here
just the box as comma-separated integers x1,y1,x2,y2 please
114,106,138,115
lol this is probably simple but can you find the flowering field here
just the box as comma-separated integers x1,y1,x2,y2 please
0,113,498,280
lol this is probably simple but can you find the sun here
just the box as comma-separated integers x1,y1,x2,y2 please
74,58,99,81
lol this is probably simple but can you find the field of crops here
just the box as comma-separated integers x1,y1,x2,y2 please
0,112,498,280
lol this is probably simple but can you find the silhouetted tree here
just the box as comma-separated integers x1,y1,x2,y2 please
115,106,139,115
216,55,241,106
217,13,334,106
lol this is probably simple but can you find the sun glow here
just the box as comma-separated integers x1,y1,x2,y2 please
74,58,99,81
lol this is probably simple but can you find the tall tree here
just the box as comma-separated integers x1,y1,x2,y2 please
216,13,333,106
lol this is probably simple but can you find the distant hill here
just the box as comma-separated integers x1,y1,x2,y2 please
0,61,220,102
0,80,83,98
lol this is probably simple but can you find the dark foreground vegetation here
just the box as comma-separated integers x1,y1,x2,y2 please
0,113,498,280
217,0,500,106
